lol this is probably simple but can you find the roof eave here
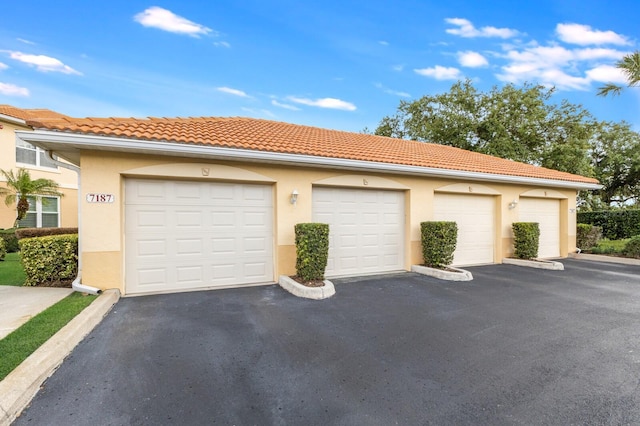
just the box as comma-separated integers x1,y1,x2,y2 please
16,130,602,191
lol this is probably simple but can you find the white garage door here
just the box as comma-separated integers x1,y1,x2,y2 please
312,187,404,277
519,198,560,258
433,193,495,266
125,179,273,295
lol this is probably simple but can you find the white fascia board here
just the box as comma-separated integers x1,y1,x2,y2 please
17,130,602,190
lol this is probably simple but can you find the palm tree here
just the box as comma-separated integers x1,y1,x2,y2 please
598,51,640,97
0,168,63,227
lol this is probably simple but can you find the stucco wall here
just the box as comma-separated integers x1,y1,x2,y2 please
77,152,578,294
0,121,78,229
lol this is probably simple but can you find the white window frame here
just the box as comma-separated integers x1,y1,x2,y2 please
19,196,61,228
15,138,58,170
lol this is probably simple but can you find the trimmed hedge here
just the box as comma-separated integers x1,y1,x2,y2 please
576,223,602,250
295,223,329,281
0,238,5,261
512,222,540,259
19,234,78,286
420,221,457,268
577,210,640,240
15,227,79,240
0,228,19,253
623,236,640,259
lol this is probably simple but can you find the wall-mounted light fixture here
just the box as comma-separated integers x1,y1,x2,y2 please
290,189,299,205
508,200,518,210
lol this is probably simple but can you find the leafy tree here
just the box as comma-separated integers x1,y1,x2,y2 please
598,51,640,97
374,79,640,208
375,79,595,177
588,121,640,207
0,168,63,227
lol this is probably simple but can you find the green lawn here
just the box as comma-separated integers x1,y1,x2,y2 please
0,292,97,381
590,238,630,255
0,252,26,286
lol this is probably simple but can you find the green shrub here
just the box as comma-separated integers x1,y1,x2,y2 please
577,210,640,240
420,221,457,268
0,238,6,261
512,222,540,259
15,227,78,240
623,236,640,258
576,223,602,250
19,234,78,286
295,223,329,281
0,228,19,253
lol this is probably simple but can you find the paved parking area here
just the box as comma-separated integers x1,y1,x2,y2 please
14,259,640,425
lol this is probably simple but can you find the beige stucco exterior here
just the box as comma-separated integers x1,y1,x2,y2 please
0,120,78,229
75,151,578,295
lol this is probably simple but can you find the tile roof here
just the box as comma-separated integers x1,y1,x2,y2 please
0,105,68,121
25,114,598,185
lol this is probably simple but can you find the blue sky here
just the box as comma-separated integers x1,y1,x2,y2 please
0,0,639,132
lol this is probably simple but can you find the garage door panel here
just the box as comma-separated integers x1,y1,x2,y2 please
434,194,495,266
519,198,560,258
126,179,273,294
312,187,404,277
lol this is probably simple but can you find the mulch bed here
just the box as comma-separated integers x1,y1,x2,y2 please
34,280,73,288
291,275,326,287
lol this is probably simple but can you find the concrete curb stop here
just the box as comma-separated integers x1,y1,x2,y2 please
0,289,120,426
502,258,564,270
411,264,473,281
278,275,335,299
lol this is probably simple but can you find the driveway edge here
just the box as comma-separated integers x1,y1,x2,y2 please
569,252,640,266
0,289,120,426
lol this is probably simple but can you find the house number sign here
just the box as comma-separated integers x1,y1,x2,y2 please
86,193,115,203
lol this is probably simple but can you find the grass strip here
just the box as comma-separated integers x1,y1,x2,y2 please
0,252,26,286
0,292,97,381
591,238,630,255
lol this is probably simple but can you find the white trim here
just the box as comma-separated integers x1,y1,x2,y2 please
0,114,27,126
16,130,602,190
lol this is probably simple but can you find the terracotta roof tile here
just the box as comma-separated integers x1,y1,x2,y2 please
25,114,598,185
0,105,68,121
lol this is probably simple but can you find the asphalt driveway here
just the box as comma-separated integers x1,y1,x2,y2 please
14,259,640,425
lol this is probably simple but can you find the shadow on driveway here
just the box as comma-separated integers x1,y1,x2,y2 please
15,259,640,425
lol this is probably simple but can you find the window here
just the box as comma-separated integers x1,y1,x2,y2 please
18,196,60,228
16,138,57,168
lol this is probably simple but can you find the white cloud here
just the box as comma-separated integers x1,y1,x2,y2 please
374,83,410,98
271,100,300,111
457,51,489,68
17,38,35,45
241,107,276,118
445,18,520,39
392,64,404,72
378,40,389,46
213,41,231,48
414,65,462,80
8,51,81,75
497,43,628,90
585,64,628,84
556,23,630,46
287,96,357,111
0,62,7,70
134,6,213,37
0,82,29,96
216,86,250,97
